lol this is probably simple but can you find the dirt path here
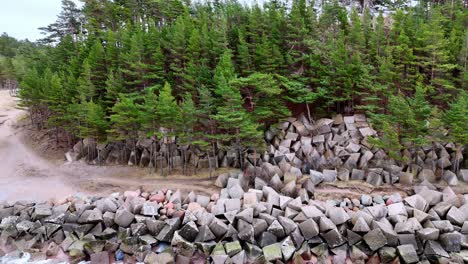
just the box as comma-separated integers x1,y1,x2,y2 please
0,90,218,202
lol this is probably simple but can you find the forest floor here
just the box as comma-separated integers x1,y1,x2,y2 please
1,89,465,203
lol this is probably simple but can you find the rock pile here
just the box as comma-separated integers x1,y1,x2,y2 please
257,114,465,186
1,171,468,263
67,114,466,187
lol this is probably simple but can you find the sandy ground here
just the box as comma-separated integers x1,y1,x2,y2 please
0,90,218,202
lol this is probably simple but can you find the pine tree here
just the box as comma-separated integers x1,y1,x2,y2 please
156,82,181,173
104,70,125,112
443,91,468,172
76,59,96,102
87,38,107,95
417,8,458,101
179,92,198,174
108,93,142,163
212,50,251,168
236,29,253,76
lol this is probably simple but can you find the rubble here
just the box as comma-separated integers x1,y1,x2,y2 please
1,170,467,263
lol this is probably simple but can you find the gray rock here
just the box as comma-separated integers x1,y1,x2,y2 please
224,198,241,212
397,244,419,264
224,241,242,257
366,172,382,186
147,219,165,235
323,228,346,248
267,220,285,238
319,216,336,232
460,169,468,182
418,188,443,206
279,195,292,210
394,218,422,234
363,228,387,251
270,174,283,190
432,220,454,233
78,208,103,224
226,178,240,189
102,211,115,227
404,194,428,212
231,250,246,263
328,207,350,225
215,173,229,188
365,204,388,219
290,228,305,248
237,219,254,243
252,218,268,237
345,153,361,169
301,205,324,220
255,177,268,190
95,198,118,213
419,169,436,181
157,217,181,242
278,216,297,235
399,172,414,185
259,232,277,248
353,217,370,233
417,228,439,241
351,169,365,181
440,232,462,252
337,168,350,181
262,243,282,262
114,208,134,228
172,232,195,257
209,218,228,238
179,221,199,242
236,208,253,224
130,222,147,236
228,184,245,199
298,219,319,240
424,240,450,258
310,170,324,185
35,204,52,218
281,180,297,197
443,170,458,186
141,202,160,216
379,247,397,263
360,194,372,206
280,236,296,261
346,142,361,153
387,202,407,217
323,169,337,182
447,206,465,226
347,229,362,245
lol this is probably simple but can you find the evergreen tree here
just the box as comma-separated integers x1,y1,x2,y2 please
108,93,142,163
443,91,468,172
156,82,181,173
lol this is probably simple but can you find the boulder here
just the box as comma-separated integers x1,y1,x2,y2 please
114,208,135,228
460,170,468,182
214,173,229,188
443,170,458,186
328,207,350,225
323,169,337,182
262,243,282,262
397,244,419,264
298,219,319,240
363,228,387,251
322,228,346,248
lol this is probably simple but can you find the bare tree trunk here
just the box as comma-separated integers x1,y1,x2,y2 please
305,102,312,124
208,152,213,180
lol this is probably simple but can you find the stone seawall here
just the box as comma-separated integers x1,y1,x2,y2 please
1,171,468,263
68,113,467,187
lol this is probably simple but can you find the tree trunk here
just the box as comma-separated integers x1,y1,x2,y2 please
305,102,312,124
208,152,213,180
